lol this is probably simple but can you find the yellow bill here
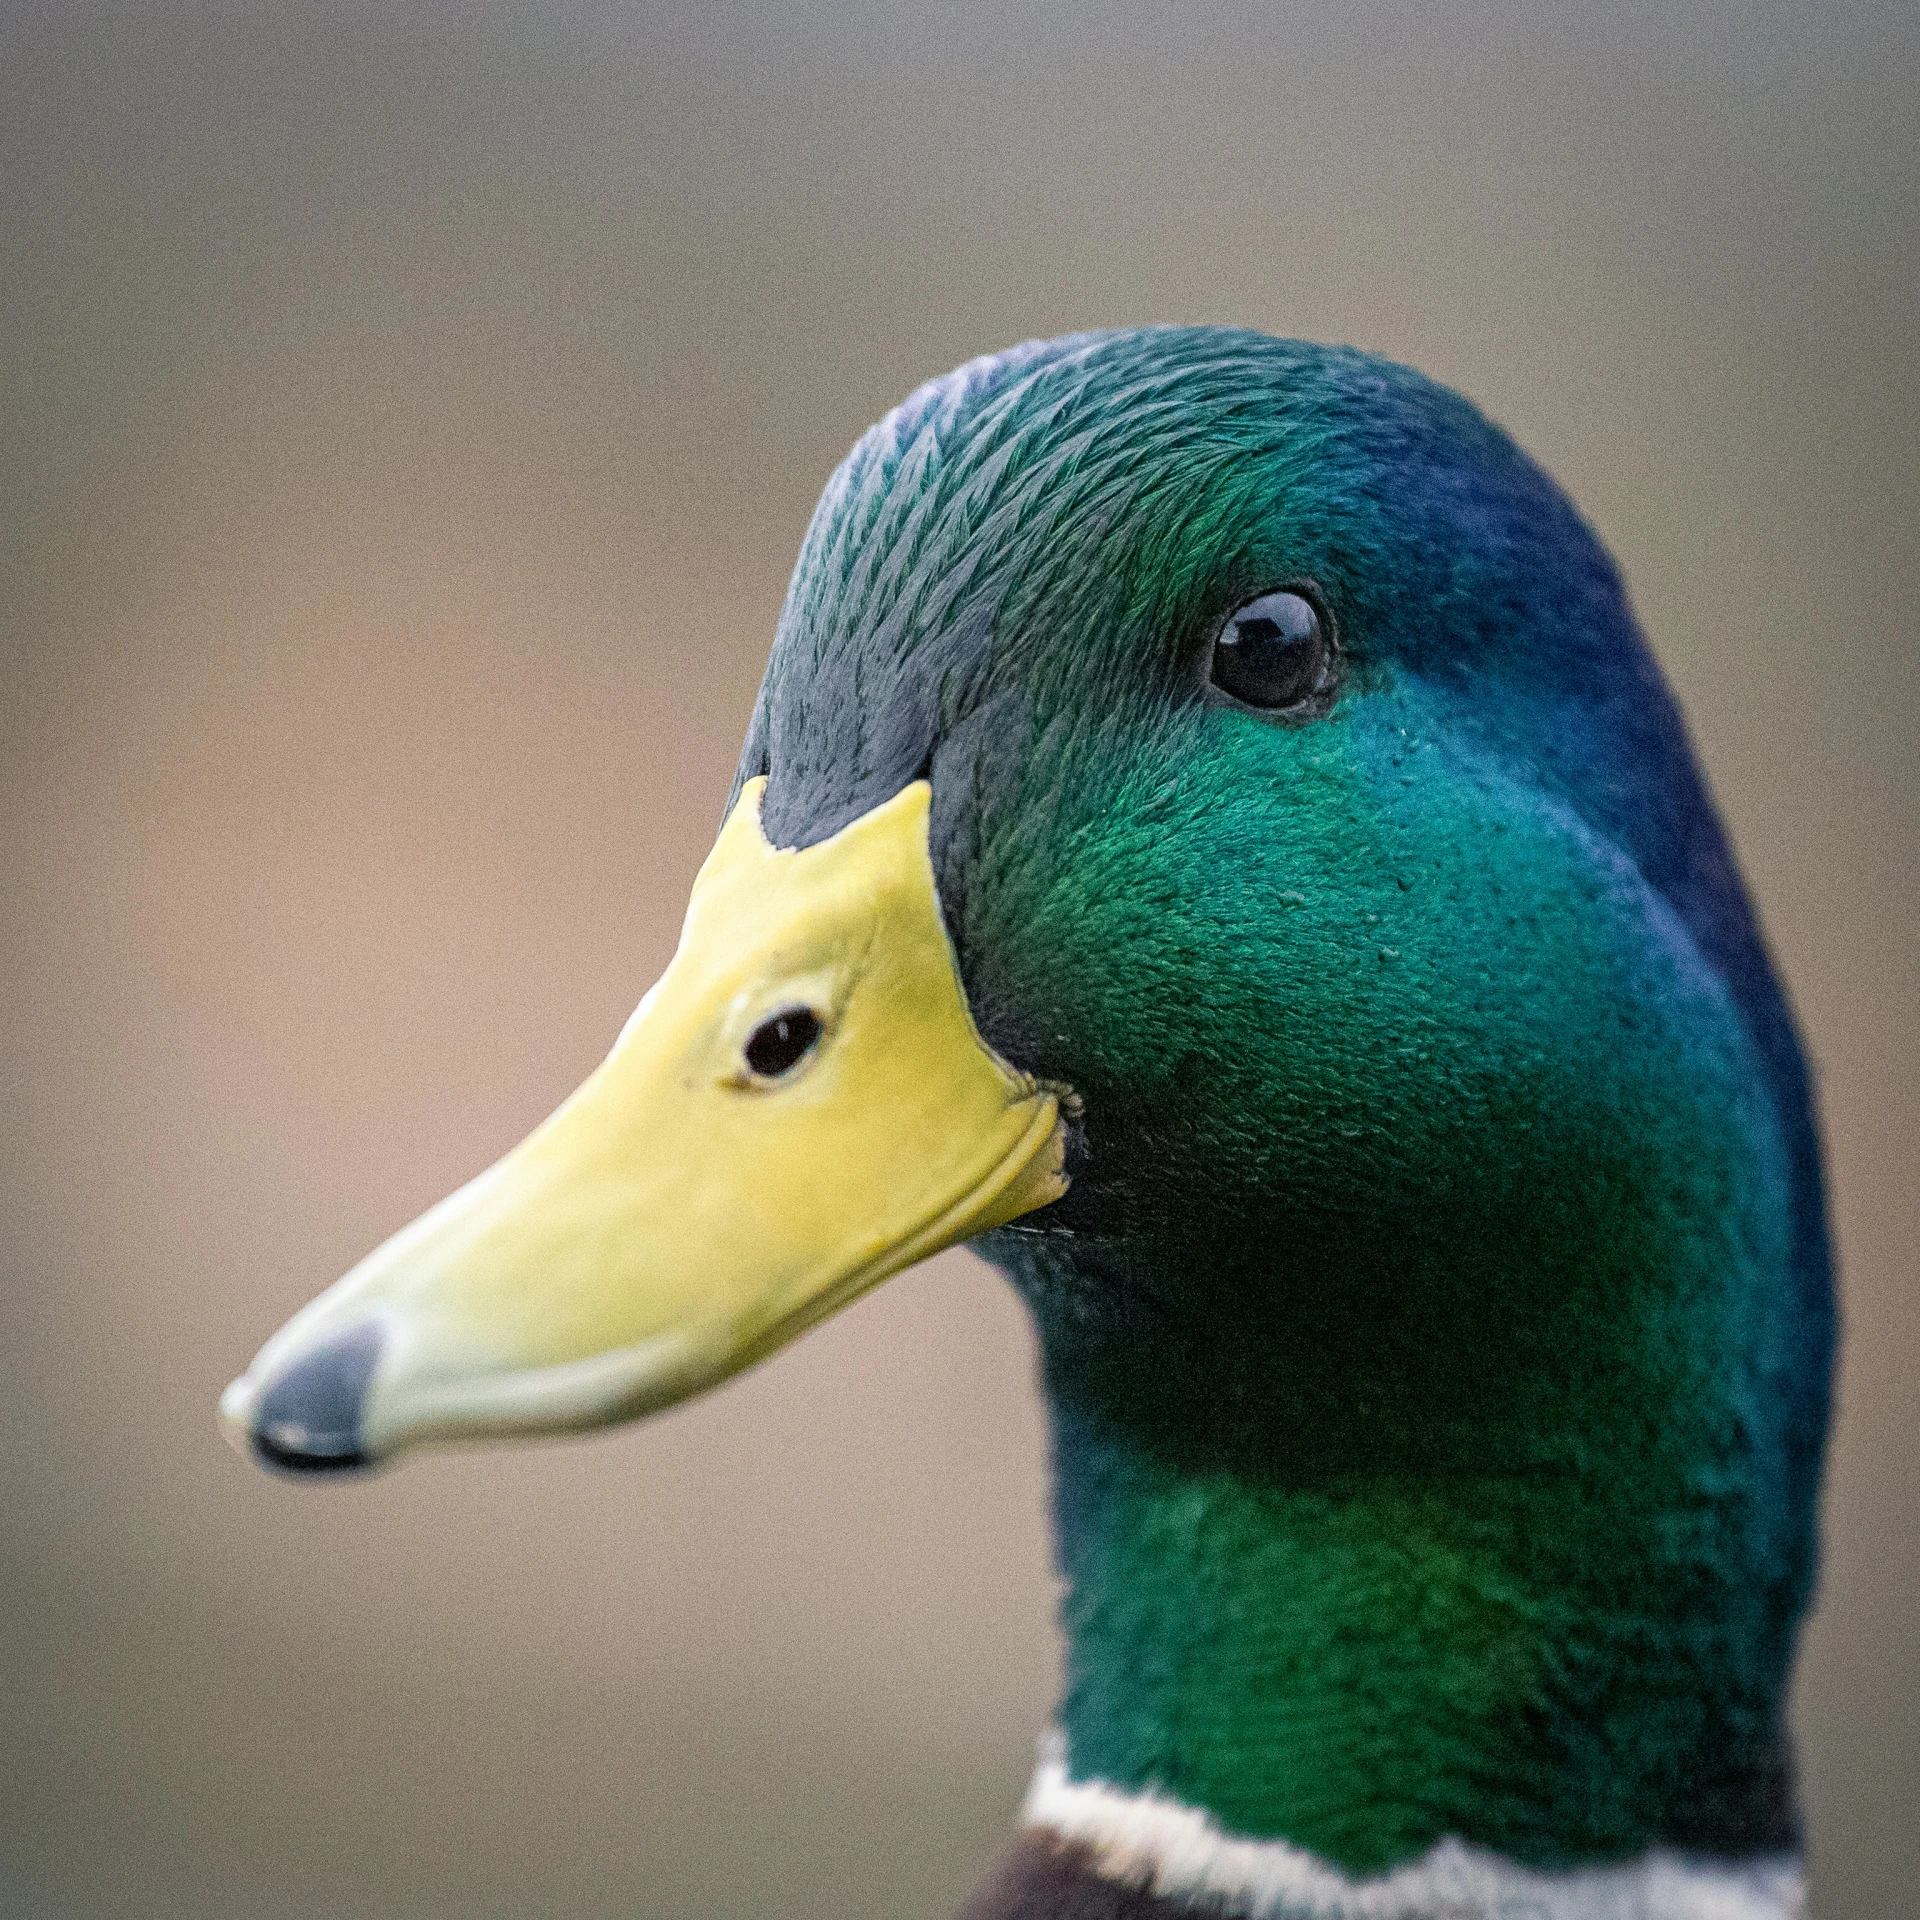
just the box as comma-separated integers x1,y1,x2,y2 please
219,779,1068,1473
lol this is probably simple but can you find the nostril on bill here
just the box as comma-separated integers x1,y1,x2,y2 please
250,1321,384,1474
743,1005,824,1079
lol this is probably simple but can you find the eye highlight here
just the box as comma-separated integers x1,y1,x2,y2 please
1209,588,1333,713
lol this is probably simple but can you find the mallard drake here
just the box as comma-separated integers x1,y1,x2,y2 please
220,328,1832,1920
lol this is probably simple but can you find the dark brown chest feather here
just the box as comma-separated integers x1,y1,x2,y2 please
954,1833,1216,1920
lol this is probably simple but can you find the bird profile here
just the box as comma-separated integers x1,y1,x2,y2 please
223,328,1833,1920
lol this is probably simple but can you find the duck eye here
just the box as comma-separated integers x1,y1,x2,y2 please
1209,589,1331,711
743,1006,824,1079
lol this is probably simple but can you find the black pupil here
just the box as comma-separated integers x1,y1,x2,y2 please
1211,590,1325,709
744,1007,823,1078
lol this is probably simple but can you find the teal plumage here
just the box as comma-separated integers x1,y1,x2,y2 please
735,328,1832,1890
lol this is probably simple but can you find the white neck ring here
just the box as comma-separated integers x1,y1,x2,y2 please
1020,1732,1805,1920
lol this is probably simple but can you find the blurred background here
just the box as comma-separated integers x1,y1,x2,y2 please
2,3,1914,1915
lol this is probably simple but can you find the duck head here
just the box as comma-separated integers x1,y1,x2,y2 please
222,329,1832,1893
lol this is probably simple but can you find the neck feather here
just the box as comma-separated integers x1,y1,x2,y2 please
984,1210,1806,1875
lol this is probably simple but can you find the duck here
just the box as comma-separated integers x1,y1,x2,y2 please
219,327,1833,1920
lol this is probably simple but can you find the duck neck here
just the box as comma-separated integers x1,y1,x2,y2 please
985,1225,1808,1885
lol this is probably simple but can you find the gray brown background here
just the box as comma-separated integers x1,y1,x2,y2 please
3,4,1915,1915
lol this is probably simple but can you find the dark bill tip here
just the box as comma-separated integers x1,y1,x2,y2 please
248,1321,383,1477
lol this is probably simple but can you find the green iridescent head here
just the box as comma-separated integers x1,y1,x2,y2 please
740,327,1833,1871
